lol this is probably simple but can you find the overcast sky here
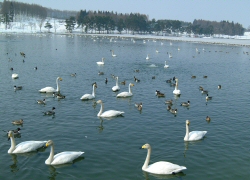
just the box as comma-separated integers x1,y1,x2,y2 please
15,0,249,28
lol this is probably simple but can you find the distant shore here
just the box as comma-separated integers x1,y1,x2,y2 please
1,29,250,47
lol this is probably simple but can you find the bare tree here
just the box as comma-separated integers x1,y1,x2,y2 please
38,18,46,32
53,19,59,33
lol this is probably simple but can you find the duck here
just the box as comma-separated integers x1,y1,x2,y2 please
37,99,46,105
218,85,222,89
206,94,212,100
112,76,120,92
10,67,14,71
135,103,143,111
45,140,84,165
11,119,23,125
191,75,196,78
111,50,117,57
117,83,134,98
164,61,169,68
166,78,172,83
165,99,173,105
173,78,181,95
7,130,46,154
134,76,140,82
156,91,165,97
71,73,77,77
146,54,150,60
55,93,66,99
96,100,124,117
199,86,204,90
120,80,126,85
98,71,104,75
169,53,172,58
39,77,62,93
96,57,105,65
201,89,208,94
184,120,207,141
134,69,140,73
203,75,208,78
105,78,108,84
141,143,186,175
14,85,22,91
152,76,156,79
4,128,21,136
181,101,190,107
80,83,97,100
43,107,56,115
12,73,19,79
34,66,38,70
206,116,211,121
167,106,177,114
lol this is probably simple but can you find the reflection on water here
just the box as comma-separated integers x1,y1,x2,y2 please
143,171,186,180
97,118,104,133
9,154,19,173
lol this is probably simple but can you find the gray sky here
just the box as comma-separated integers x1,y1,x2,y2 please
15,0,249,28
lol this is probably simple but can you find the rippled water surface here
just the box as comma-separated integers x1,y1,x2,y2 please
0,34,250,180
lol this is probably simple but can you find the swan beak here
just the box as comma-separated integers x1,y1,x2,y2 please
59,78,63,81
141,144,146,149
131,84,135,86
45,142,49,147
187,122,190,126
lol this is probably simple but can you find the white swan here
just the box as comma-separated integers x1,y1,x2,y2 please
146,54,150,60
164,61,169,68
45,140,84,165
39,77,62,93
112,76,120,92
184,120,207,141
8,131,46,154
96,100,124,117
116,83,134,98
169,53,172,58
80,83,97,100
173,78,181,95
12,73,19,79
141,143,186,175
111,50,117,57
96,58,105,65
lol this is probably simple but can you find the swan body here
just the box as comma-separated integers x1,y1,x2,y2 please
164,61,169,68
96,58,105,65
141,144,186,175
80,83,97,100
39,77,62,93
184,120,207,141
8,131,46,154
111,50,116,57
45,140,84,165
146,54,150,60
173,78,181,95
112,76,120,92
12,73,19,79
117,83,134,97
96,100,124,117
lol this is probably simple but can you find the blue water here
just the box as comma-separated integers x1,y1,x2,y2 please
0,33,250,180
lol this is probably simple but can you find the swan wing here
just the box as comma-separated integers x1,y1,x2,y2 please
13,141,46,153
80,94,94,100
100,110,124,117
146,161,186,175
112,86,120,92
51,151,84,165
39,87,56,93
188,131,207,141
117,92,132,97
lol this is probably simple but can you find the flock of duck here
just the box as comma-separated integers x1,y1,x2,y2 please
5,37,224,176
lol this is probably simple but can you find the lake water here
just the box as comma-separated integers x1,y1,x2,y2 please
0,33,250,180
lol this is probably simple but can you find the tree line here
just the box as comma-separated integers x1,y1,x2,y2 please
0,0,245,35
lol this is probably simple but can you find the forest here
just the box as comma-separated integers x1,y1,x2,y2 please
0,0,245,35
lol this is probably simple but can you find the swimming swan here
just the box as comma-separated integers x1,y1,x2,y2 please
45,140,84,165
80,83,97,100
8,131,46,154
112,76,120,92
39,77,62,93
184,120,207,141
173,78,181,95
96,100,124,117
12,73,19,79
164,61,169,68
116,83,134,97
141,143,186,175
96,58,105,65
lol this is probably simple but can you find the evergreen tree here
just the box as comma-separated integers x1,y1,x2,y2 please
44,21,53,32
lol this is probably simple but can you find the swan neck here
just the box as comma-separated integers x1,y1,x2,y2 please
175,80,178,90
92,85,96,96
142,147,151,170
184,124,189,141
97,102,104,116
116,77,118,86
129,84,132,94
8,136,16,153
46,143,55,164
56,78,60,92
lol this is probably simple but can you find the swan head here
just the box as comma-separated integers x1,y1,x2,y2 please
96,100,102,104
57,77,63,81
8,131,14,140
92,82,97,88
129,83,135,87
141,143,150,149
186,120,190,126
45,140,54,147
